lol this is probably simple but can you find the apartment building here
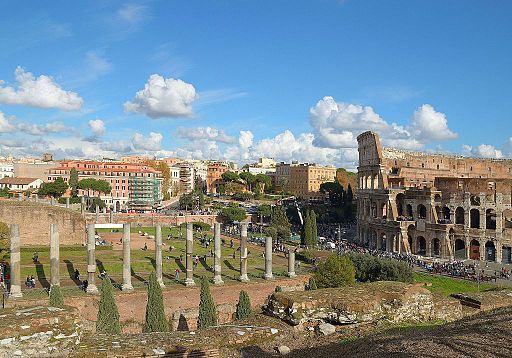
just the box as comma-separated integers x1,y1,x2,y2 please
207,162,229,194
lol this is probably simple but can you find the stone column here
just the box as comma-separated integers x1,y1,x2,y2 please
80,196,85,213
50,197,54,206
18,193,22,201
155,224,165,288
264,236,273,280
109,210,113,224
102,206,107,214
65,197,70,208
122,223,133,291
86,224,98,294
95,205,99,223
50,224,60,287
288,249,296,278
213,223,223,285
9,224,22,298
34,195,39,203
185,223,195,287
239,223,249,282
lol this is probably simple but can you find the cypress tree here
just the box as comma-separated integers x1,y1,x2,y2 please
197,276,218,329
310,210,318,246
144,271,168,333
304,210,313,247
69,167,78,197
235,290,252,320
48,285,64,307
96,277,121,334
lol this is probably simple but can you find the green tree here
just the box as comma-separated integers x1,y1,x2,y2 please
78,178,111,196
257,205,272,223
310,210,318,246
254,173,271,194
198,276,218,329
38,178,68,198
235,290,252,320
144,272,168,332
221,171,240,182
269,205,291,242
220,206,246,223
239,172,256,192
0,222,9,261
301,210,312,246
96,277,121,334
179,190,205,210
307,277,317,290
314,254,355,288
69,167,79,197
49,285,64,307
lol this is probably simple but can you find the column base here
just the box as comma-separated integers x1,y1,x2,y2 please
239,274,250,282
184,278,196,287
264,273,273,280
121,283,134,291
213,276,224,285
86,284,99,294
288,272,296,278
157,280,165,288
9,286,22,298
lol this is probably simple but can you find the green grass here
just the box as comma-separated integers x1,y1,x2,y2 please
413,272,495,296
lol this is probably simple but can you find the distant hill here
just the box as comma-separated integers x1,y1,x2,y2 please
336,168,357,190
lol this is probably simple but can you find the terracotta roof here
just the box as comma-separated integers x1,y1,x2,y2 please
0,177,40,185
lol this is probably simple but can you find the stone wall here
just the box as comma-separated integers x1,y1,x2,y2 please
0,200,86,246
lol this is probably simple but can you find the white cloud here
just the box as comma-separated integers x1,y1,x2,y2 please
176,126,235,144
0,112,16,133
410,104,458,141
18,121,67,136
132,132,163,151
463,144,503,159
0,67,83,110
124,74,197,118
118,3,148,26
88,119,105,136
239,130,253,149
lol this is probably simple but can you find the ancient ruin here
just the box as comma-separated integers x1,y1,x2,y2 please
357,131,512,262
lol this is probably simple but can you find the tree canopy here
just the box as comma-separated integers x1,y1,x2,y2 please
39,178,68,198
314,254,355,288
220,206,247,223
269,205,291,241
78,178,111,195
221,171,240,182
179,190,205,210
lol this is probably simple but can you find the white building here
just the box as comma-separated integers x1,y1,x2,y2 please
0,177,43,192
0,161,14,179
168,166,180,197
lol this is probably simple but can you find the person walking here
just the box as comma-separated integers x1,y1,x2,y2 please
174,268,181,281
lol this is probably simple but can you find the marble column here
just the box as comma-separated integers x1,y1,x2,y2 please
18,193,22,202
95,205,99,223
287,249,296,278
34,195,39,203
122,223,133,291
239,223,249,282
50,197,54,206
65,197,70,208
50,224,60,287
155,224,165,288
86,224,98,294
109,210,113,224
9,224,22,298
185,223,195,287
80,196,85,213
264,236,273,280
213,223,223,285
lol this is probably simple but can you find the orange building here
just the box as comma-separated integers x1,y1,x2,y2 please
207,162,228,193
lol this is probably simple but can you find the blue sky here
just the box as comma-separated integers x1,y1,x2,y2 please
0,0,511,168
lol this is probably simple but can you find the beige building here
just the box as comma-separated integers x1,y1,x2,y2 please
281,162,336,200
357,131,512,263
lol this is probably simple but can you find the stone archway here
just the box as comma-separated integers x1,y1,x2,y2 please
417,236,426,256
485,241,496,261
432,238,440,256
469,239,480,260
454,239,465,259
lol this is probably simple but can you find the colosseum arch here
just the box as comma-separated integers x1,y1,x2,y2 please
470,209,480,229
432,238,441,256
485,241,496,262
396,193,405,217
416,236,427,256
470,195,481,206
486,209,496,230
454,238,466,259
503,209,512,229
455,207,465,225
417,204,427,219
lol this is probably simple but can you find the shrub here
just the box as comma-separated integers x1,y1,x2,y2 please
48,285,64,307
180,222,211,232
274,286,282,292
347,253,413,283
198,276,217,329
57,197,82,204
96,277,121,334
314,254,355,288
296,250,315,264
307,277,317,290
235,290,252,320
144,272,168,332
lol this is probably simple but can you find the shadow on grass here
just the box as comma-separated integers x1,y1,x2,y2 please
35,262,49,289
64,259,81,287
175,258,186,272
200,258,212,272
224,259,239,273
131,268,146,284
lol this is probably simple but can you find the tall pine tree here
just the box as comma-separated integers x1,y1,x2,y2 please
301,210,312,246
235,290,252,320
197,276,218,329
96,277,121,334
269,205,291,242
69,167,78,197
144,272,168,332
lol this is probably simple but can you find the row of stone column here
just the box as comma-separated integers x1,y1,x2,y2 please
8,221,297,298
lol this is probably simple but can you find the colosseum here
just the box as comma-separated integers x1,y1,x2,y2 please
357,131,512,263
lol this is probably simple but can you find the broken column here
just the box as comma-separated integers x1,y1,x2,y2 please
213,223,223,285
239,222,249,282
122,223,133,291
18,193,22,202
264,236,273,280
287,249,296,278
109,210,113,223
155,224,165,288
50,224,60,287
9,224,22,298
86,224,98,294
95,205,99,223
80,196,85,213
185,223,195,287
66,197,70,208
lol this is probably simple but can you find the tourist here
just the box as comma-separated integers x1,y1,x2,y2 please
82,280,88,292
32,252,39,263
99,270,107,279
174,268,180,281
143,242,148,251
74,269,80,281
30,276,35,288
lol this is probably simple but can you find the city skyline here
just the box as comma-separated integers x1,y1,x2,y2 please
1,1,512,168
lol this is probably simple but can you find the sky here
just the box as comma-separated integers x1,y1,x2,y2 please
1,0,512,169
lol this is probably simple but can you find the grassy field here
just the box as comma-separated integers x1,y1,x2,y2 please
17,226,307,298
413,272,496,296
